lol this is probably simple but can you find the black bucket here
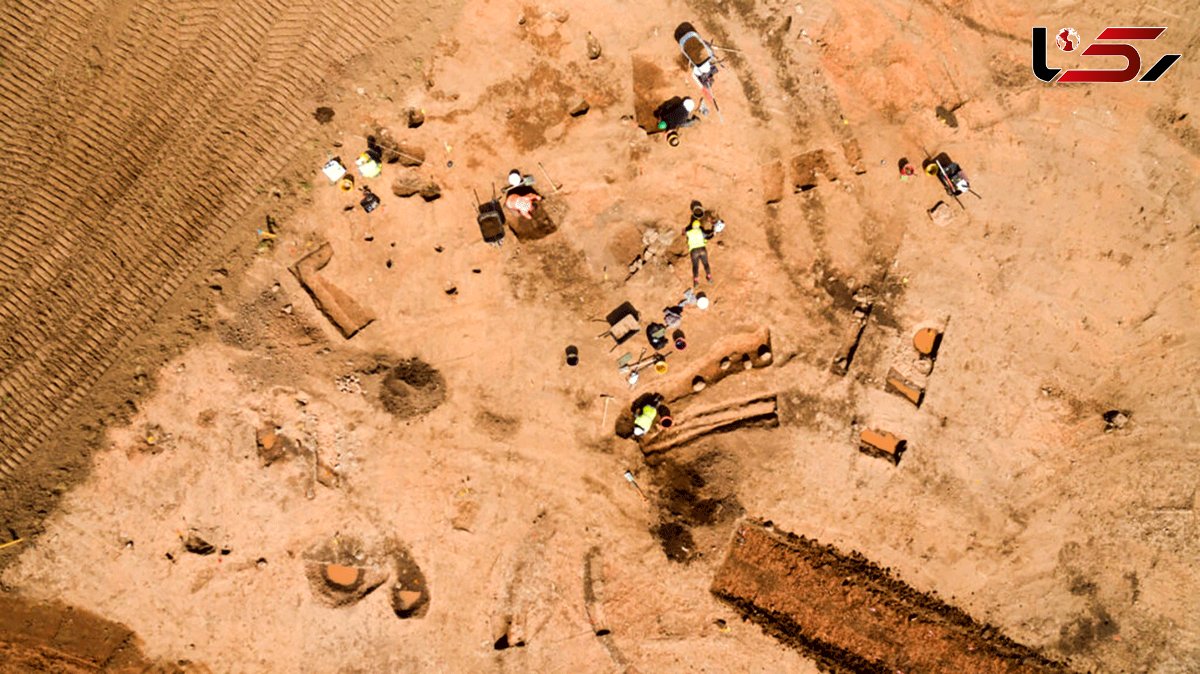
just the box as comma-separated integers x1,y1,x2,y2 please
656,404,672,427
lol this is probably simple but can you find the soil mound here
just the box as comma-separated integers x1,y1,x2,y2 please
379,359,446,419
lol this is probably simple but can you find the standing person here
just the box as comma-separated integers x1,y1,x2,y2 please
684,217,713,285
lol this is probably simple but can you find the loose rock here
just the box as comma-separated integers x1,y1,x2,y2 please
313,107,335,124
183,531,215,555
316,459,339,488
928,201,956,228
368,128,401,164
1103,410,1130,432
586,32,602,60
256,423,292,466
391,169,423,197
452,499,480,532
419,183,442,201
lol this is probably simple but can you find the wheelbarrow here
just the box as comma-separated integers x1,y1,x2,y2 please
674,22,722,117
474,188,506,246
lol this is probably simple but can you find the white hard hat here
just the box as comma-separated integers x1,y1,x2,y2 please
699,62,712,74
633,425,646,437
508,170,522,187
697,295,710,310
683,98,696,112
956,180,969,193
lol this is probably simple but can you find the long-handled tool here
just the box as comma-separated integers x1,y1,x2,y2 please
599,394,614,432
622,353,664,373
938,161,965,210
700,85,723,121
677,23,725,123
920,146,964,210
621,348,647,387
624,353,669,388
537,161,561,193
619,348,646,372
623,470,648,501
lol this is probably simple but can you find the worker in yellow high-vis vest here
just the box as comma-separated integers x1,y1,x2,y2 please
356,151,382,178
684,218,714,285
632,404,658,437
631,393,667,438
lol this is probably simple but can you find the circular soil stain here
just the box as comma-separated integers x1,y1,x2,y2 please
379,358,446,419
324,564,362,588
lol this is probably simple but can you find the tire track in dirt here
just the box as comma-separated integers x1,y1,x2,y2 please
0,0,410,482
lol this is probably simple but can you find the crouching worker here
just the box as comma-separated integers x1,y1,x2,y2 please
505,190,542,219
631,394,671,438
654,96,697,146
944,162,970,195
503,169,542,219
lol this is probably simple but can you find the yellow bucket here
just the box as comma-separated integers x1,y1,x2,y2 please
654,360,669,374
339,176,355,191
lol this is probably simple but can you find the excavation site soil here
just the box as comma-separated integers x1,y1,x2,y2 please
1,0,1198,671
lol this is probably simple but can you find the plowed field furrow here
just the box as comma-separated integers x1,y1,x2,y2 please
0,17,49,46
0,227,40,260
22,202,66,230
19,47,60,74
0,124,39,163
0,253,21,274
0,23,26,46
0,58,233,304
45,0,87,23
3,59,49,89
43,24,88,52
0,0,408,481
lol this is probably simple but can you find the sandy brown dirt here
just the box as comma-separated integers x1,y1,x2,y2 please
0,595,188,672
0,0,463,550
2,0,1198,671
